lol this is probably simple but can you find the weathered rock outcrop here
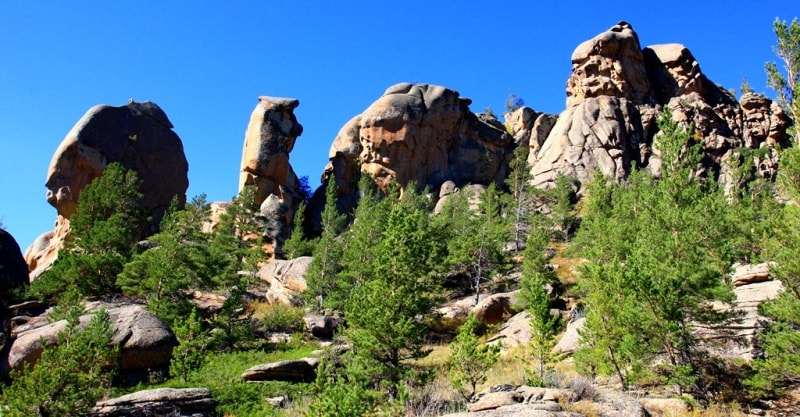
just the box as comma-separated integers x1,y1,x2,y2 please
3,302,177,376
316,83,513,219
240,97,304,256
25,100,189,280
241,357,319,382
529,22,792,191
0,229,29,294
91,388,215,417
256,256,311,306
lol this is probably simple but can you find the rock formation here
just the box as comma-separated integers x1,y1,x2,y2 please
316,83,513,220
2,302,177,377
0,229,29,294
241,357,320,383
240,96,304,255
256,256,311,306
529,22,792,191
25,100,189,280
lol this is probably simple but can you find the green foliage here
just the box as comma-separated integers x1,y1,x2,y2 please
260,303,305,333
306,356,377,417
746,143,800,398
504,144,535,252
448,314,499,401
572,110,743,394
740,77,753,95
519,225,562,386
170,309,208,382
117,195,214,326
505,93,525,114
1,306,117,416
32,162,146,299
305,177,347,312
437,184,509,302
765,17,800,141
282,201,316,259
343,186,445,399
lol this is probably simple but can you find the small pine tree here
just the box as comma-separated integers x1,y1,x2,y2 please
765,17,800,141
305,176,346,312
449,313,499,401
170,308,208,382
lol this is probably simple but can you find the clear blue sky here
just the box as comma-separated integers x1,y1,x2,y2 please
1,1,796,251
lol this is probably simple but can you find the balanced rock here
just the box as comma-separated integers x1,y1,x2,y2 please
317,83,512,220
241,357,320,383
0,229,29,295
3,302,177,376
91,388,215,417
25,100,188,280
240,96,304,256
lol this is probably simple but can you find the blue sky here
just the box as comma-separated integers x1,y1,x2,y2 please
1,1,797,251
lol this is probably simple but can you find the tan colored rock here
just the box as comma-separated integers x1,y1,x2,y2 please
468,390,522,412
239,97,304,255
317,83,511,221
91,387,215,417
643,44,706,101
488,311,532,348
567,22,652,107
257,256,311,306
553,317,586,355
638,397,689,417
530,96,648,190
731,262,773,287
26,100,188,279
473,291,520,325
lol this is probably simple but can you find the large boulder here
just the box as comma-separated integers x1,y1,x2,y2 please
0,229,29,295
473,291,520,325
240,96,304,256
3,302,177,376
314,83,513,223
257,256,312,306
25,100,188,280
91,388,215,417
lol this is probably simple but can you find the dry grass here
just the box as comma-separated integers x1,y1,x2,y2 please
549,242,585,287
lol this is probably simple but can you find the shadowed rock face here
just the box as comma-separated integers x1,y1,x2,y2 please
0,229,29,292
45,100,188,222
25,100,188,280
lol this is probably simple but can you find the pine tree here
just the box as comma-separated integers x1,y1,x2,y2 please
170,308,208,382
519,224,562,385
448,313,499,401
282,201,315,259
31,162,146,299
117,195,214,325
304,176,347,312
573,110,741,394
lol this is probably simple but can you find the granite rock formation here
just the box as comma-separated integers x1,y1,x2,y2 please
25,100,188,280
91,388,215,417
529,22,792,191
240,96,304,256
316,83,513,220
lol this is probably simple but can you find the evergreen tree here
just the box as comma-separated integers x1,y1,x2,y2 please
504,144,535,252
170,308,208,382
304,176,347,312
573,110,741,394
448,313,499,401
746,102,800,397
282,201,315,259
344,187,444,400
519,224,562,385
31,162,147,299
1,306,117,416
117,195,214,325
